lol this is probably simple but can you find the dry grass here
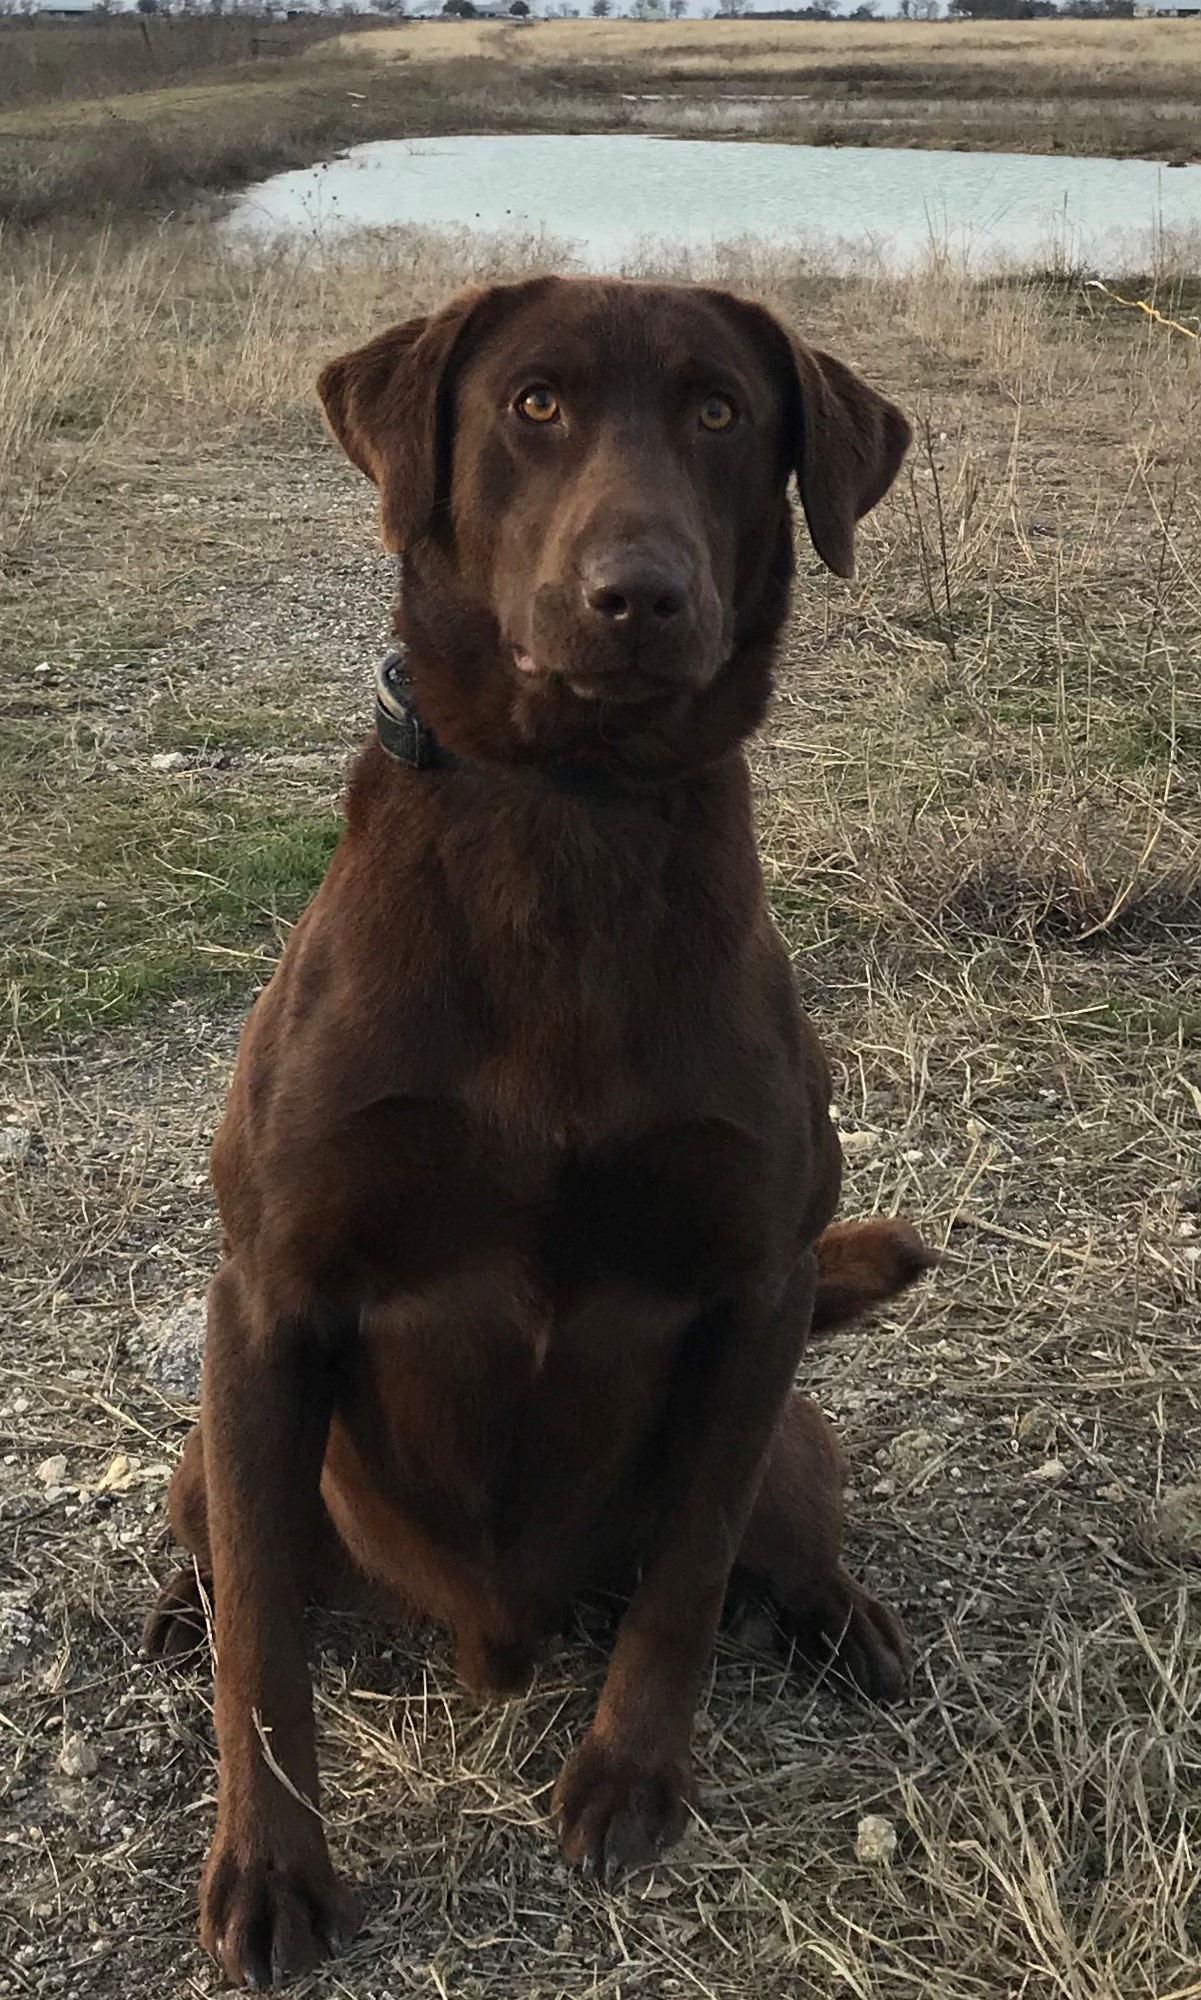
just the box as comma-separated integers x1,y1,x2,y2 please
1,221,1200,1999
356,15,1201,161
0,14,345,113
355,13,1201,77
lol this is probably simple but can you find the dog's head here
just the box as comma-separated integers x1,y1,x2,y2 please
319,276,909,767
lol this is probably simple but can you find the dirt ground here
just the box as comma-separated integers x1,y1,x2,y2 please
2,229,1200,1998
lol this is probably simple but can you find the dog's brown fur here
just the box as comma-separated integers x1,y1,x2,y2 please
144,276,933,1990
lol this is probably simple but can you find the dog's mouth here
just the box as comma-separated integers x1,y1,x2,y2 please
513,647,693,709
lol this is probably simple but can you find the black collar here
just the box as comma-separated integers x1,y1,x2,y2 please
375,651,459,772
373,649,689,807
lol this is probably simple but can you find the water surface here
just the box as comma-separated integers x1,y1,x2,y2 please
227,133,1201,271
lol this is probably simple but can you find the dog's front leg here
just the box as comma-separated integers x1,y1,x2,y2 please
554,1253,816,1880
198,1260,358,1989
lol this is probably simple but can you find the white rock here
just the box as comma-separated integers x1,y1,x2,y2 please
36,1456,68,1488
855,1814,898,1864
0,1591,43,1677
59,1734,99,1779
887,1429,940,1482
1150,1483,1201,1558
150,1296,207,1399
150,751,188,773
0,1127,33,1165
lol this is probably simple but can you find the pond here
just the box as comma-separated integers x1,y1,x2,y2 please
226,132,1201,273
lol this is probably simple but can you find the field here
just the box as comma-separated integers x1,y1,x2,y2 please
355,15,1201,160
2,198,1200,1999
3,12,1201,231
3,6,1201,1992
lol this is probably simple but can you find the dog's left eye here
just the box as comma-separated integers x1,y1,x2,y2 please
515,386,561,425
699,395,737,433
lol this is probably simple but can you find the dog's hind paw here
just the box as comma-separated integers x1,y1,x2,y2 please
776,1566,909,1703
141,1564,213,1664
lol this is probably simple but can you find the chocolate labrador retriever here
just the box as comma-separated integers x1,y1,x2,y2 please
144,275,933,1989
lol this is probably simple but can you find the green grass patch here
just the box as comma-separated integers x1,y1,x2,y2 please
3,778,340,1038
1058,993,1201,1048
147,695,342,757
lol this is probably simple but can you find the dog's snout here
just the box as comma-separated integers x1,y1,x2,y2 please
581,554,687,631
553,538,722,697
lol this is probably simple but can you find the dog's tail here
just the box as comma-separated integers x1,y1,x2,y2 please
810,1218,937,1337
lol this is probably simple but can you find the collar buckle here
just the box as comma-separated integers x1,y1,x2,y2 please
375,650,438,769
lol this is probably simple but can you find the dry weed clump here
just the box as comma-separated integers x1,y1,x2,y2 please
874,789,1199,946
0,225,561,560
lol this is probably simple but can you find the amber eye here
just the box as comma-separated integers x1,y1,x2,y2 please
515,385,561,425
699,394,736,433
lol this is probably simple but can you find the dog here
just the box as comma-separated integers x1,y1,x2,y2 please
143,274,933,1989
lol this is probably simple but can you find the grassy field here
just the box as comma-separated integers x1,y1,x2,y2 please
374,16,1201,161
0,13,345,111
1,207,1200,1999
3,13,1201,232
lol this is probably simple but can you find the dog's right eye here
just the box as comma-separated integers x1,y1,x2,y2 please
699,394,737,434
515,387,561,425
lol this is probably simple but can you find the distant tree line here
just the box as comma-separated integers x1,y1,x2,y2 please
716,0,1135,14
552,0,1140,15
948,0,1133,15
7,0,1138,23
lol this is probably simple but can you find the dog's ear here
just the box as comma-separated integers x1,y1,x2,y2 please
785,340,912,579
318,277,559,553
706,292,911,578
317,288,489,553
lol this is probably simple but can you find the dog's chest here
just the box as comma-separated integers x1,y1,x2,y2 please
326,1092,772,1307
343,1115,768,1561
538,1116,770,1299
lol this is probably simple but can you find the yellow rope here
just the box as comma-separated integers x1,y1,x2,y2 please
1084,279,1199,340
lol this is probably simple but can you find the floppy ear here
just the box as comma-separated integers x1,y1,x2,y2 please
708,293,911,579
786,339,912,579
316,287,489,553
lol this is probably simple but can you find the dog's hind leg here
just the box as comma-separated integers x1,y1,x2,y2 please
727,1216,931,1696
142,1423,216,1661
142,1420,357,1662
735,1391,908,1701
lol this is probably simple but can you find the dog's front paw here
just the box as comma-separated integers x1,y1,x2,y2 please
553,1732,694,1883
200,1814,358,1989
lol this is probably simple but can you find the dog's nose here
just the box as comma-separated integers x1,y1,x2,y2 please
581,554,686,630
